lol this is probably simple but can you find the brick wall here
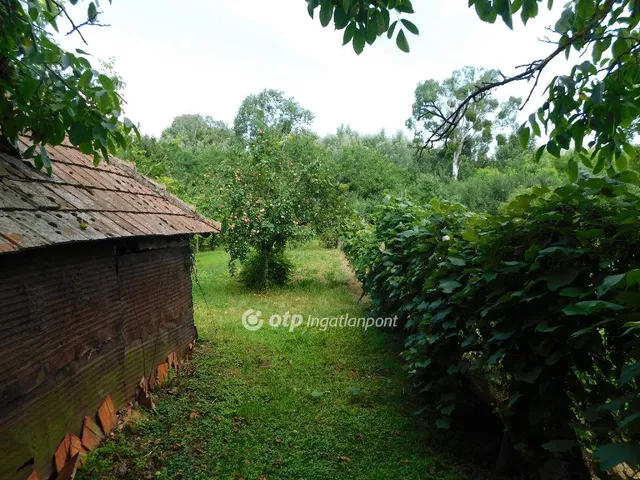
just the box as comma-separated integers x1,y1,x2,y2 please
0,237,196,480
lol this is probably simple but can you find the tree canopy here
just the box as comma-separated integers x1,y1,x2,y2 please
161,114,236,149
233,89,315,145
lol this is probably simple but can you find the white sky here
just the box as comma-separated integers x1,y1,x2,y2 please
59,0,568,138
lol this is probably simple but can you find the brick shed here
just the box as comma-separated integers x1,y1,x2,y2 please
0,140,220,480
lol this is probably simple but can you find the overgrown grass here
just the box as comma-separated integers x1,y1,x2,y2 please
77,243,467,480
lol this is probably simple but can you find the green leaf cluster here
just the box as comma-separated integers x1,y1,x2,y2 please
306,0,418,54
0,0,138,172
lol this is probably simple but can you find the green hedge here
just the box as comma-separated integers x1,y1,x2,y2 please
344,174,640,477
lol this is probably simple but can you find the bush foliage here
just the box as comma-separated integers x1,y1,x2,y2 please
238,249,293,289
344,174,640,477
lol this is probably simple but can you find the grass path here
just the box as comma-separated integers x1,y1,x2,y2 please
78,244,466,480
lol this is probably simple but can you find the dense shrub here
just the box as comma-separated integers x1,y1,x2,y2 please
238,249,293,289
344,174,640,478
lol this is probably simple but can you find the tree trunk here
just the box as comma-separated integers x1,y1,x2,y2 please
263,246,270,288
452,134,466,181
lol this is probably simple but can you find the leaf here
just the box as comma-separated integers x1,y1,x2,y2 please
395,2,415,14
39,145,52,174
623,142,637,159
92,126,107,148
448,256,466,266
415,359,431,368
396,29,410,53
311,390,324,398
547,140,561,158
401,19,419,35
69,122,91,145
508,393,523,406
87,2,97,20
334,6,350,30
535,322,561,333
528,114,541,137
307,0,318,18
559,287,587,298
627,269,640,287
19,77,39,99
343,22,356,44
436,417,450,429
615,154,629,172
378,9,390,33
518,125,530,149
439,279,461,294
387,20,398,39
620,363,640,386
23,144,37,159
576,0,594,19
596,274,625,298
593,154,606,174
353,28,365,55
488,349,505,364
490,330,515,341
542,270,578,291
494,0,513,28
365,16,378,44
593,36,612,63
619,412,640,433
98,74,115,91
514,366,541,384
593,443,640,471
568,156,579,182
440,404,455,416
319,1,333,27
542,440,579,453
563,301,624,316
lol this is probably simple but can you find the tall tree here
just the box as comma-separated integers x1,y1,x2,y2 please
162,114,236,148
407,67,520,180
233,89,314,144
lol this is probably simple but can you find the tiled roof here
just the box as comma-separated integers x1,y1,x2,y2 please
0,139,221,254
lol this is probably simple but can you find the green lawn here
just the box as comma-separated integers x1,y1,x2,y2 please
78,243,467,480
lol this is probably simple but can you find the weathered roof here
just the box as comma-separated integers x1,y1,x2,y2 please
0,139,221,254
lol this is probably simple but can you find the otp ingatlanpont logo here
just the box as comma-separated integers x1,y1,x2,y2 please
241,309,263,331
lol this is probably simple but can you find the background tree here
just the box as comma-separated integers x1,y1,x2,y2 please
220,131,347,288
233,89,315,144
0,0,137,171
333,143,409,213
161,114,236,149
407,66,520,180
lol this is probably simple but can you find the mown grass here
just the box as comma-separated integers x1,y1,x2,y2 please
77,243,467,480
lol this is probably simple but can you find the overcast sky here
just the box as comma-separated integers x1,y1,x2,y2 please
59,1,568,138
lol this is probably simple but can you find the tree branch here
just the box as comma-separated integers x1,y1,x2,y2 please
417,0,617,157
49,0,88,44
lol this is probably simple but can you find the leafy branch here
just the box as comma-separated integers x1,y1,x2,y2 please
417,0,617,155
